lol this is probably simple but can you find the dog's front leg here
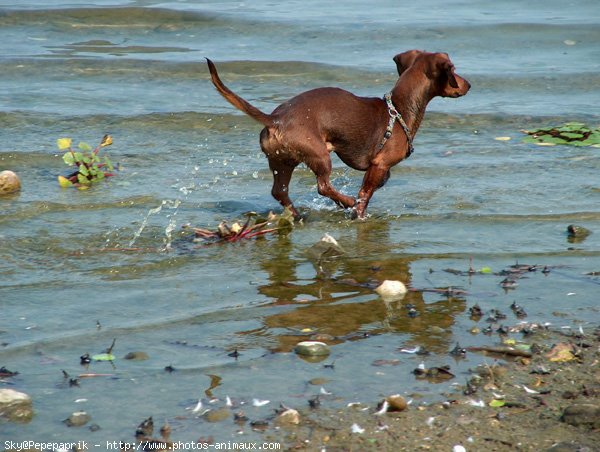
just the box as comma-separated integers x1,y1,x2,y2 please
352,165,391,219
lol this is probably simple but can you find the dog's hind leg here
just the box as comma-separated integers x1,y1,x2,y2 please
268,159,299,218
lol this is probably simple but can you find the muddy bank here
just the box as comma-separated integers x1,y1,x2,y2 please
266,325,600,451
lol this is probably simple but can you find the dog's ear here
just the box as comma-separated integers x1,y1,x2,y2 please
443,61,459,88
393,50,423,76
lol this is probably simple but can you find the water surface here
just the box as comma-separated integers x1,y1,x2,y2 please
1,0,599,444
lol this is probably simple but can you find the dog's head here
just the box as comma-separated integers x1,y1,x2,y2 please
393,50,470,98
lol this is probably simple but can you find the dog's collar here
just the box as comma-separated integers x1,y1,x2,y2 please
377,92,414,156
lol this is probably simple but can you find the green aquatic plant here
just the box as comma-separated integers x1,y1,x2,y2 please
57,134,115,189
522,122,600,147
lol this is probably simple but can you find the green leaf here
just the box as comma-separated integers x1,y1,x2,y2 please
82,156,91,164
78,165,89,176
77,173,89,185
104,156,114,171
561,132,584,140
58,175,73,188
524,128,544,135
479,266,493,274
572,140,592,147
62,152,75,165
96,171,105,180
561,122,586,129
92,353,115,361
581,133,600,145
78,141,92,152
489,399,505,407
540,136,568,145
73,152,84,163
522,136,541,144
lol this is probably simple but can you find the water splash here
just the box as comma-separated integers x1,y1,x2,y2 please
128,199,181,249
163,199,182,250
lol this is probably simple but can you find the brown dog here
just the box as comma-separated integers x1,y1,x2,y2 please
207,50,470,219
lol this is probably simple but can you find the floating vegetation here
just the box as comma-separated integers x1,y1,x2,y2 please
57,134,115,189
522,122,600,147
184,208,295,243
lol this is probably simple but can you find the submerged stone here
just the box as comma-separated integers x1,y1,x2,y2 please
0,170,21,195
124,351,150,360
64,411,91,427
294,341,330,357
203,408,230,423
567,224,591,242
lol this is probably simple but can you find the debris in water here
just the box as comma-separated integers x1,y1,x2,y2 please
185,208,295,244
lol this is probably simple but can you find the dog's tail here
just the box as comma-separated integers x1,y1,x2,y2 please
206,58,274,127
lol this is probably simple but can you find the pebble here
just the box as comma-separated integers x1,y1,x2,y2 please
0,170,21,195
294,341,330,357
561,403,600,429
385,394,408,412
275,408,300,425
375,280,407,300
203,408,230,423
306,234,345,260
567,224,591,240
64,411,91,427
0,388,33,423
124,351,150,360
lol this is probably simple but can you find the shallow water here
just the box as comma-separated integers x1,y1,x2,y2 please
1,0,599,445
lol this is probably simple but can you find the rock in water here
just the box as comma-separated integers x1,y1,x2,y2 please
375,280,407,300
275,408,300,425
294,341,330,357
567,224,591,241
124,351,150,360
0,388,33,423
306,234,345,261
64,411,91,427
561,403,600,429
0,170,21,195
203,408,230,423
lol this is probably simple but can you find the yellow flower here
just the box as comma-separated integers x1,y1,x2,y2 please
56,138,72,150
100,134,113,147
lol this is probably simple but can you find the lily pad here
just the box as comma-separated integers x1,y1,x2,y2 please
522,122,600,147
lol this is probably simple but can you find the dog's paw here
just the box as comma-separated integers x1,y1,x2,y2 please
350,207,366,220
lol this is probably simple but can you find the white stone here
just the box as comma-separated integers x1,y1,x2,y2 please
0,388,33,422
294,341,330,356
375,280,407,300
